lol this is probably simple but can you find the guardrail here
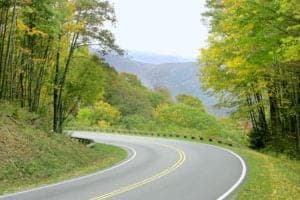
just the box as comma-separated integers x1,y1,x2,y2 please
71,136,94,145
67,127,243,148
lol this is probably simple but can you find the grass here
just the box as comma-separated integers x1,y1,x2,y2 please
67,126,245,148
0,103,127,195
233,148,300,200
2,100,298,199
73,129,300,199
68,117,249,146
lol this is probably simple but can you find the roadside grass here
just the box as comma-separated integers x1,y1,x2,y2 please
0,103,127,195
233,148,300,200
73,128,300,199
67,126,246,148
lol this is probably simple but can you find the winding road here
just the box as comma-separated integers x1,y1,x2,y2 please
0,132,247,200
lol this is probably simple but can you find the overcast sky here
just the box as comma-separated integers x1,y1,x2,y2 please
108,0,209,59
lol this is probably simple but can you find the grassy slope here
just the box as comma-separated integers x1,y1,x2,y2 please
234,148,300,200
0,104,127,195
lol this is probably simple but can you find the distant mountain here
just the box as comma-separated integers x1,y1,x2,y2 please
128,51,194,64
91,49,228,116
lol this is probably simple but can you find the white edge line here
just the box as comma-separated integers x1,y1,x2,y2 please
89,132,247,200
211,145,247,200
80,132,247,200
1,132,246,200
0,142,137,199
120,132,247,200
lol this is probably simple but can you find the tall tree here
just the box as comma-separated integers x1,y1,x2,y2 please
0,0,121,133
201,0,300,157
52,0,122,133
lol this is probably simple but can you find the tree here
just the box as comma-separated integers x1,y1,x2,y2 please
155,102,218,132
105,73,154,118
201,0,300,157
176,94,205,111
0,0,121,133
52,0,121,133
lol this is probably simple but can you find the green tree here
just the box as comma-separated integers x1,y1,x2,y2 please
93,101,121,126
105,73,154,118
201,0,300,156
176,94,205,111
0,0,121,133
51,0,121,133
155,102,218,131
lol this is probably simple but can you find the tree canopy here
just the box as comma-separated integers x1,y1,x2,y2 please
200,0,300,157
0,0,120,132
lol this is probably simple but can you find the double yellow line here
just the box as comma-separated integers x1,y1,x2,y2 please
91,143,186,200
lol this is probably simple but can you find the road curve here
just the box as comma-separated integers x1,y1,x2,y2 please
0,132,247,200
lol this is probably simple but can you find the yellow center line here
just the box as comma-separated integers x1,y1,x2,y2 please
90,143,186,200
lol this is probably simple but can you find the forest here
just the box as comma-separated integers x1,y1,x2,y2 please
200,0,299,158
0,0,121,133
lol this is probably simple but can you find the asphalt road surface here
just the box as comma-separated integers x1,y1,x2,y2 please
0,132,247,200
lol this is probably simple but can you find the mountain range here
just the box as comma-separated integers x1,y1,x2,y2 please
127,50,194,64
91,49,228,116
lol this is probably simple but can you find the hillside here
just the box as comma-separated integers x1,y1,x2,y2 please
99,53,227,116
0,103,127,195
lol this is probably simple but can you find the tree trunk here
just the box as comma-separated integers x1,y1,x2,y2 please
269,89,282,151
53,35,61,133
31,39,51,112
1,0,17,99
0,5,9,84
54,33,79,133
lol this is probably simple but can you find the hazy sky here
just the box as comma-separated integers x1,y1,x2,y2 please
108,0,209,59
